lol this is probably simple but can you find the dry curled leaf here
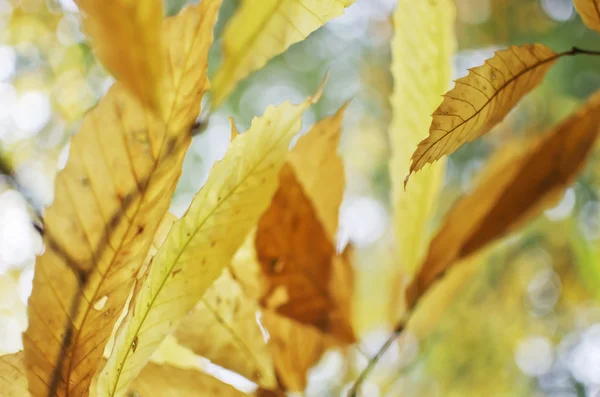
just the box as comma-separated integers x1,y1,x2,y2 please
407,90,600,308
174,269,276,388
211,0,356,106
0,353,29,397
408,43,558,178
76,0,165,114
389,0,455,279
98,86,322,397
574,0,600,33
22,2,220,396
131,362,247,397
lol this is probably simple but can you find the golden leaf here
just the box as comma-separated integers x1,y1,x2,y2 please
76,0,165,114
22,2,221,396
261,310,337,392
389,0,455,278
406,90,600,308
211,0,356,107
255,164,354,342
131,362,247,397
574,0,600,33
174,269,276,388
0,353,29,397
408,43,558,177
97,87,322,397
287,103,347,241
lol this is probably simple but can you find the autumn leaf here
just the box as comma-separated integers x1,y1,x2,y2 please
76,0,165,114
131,362,247,397
0,353,29,397
174,269,276,388
389,0,455,279
97,86,323,397
408,43,559,178
255,164,353,341
406,90,600,308
287,103,347,241
211,0,356,107
22,2,221,396
574,0,600,33
261,311,337,392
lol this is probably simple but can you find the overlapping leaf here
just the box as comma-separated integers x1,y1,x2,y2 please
406,90,600,308
574,0,600,33
131,362,247,397
408,43,559,177
97,88,322,397
22,1,221,396
0,353,29,397
174,269,276,388
211,0,356,107
76,0,165,113
389,0,455,278
255,164,353,341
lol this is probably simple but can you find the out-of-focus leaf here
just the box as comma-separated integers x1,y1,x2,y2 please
98,86,322,397
407,90,600,308
408,43,558,178
574,0,600,33
131,362,247,397
261,311,336,392
0,353,29,397
287,103,347,241
389,0,455,279
76,0,165,114
22,2,220,396
255,164,353,341
174,269,276,388
211,0,356,107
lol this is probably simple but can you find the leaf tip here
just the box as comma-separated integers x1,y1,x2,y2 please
228,117,240,141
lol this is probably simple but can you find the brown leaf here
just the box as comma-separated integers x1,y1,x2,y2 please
255,164,353,342
407,90,600,308
130,362,247,397
287,103,347,241
409,43,558,177
0,353,29,397
574,0,600,33
174,269,276,388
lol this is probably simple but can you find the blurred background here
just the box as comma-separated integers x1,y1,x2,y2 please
2,0,600,396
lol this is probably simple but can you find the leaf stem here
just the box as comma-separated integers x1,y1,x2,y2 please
562,46,600,57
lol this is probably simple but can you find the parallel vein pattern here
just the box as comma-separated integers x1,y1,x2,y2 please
409,43,558,176
211,0,355,107
22,1,221,396
574,0,600,33
389,0,455,279
98,89,321,397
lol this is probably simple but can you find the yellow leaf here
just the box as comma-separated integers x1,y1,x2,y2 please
574,0,600,33
76,0,165,114
211,0,356,107
406,90,600,308
287,103,347,241
408,43,559,177
261,310,337,392
131,362,248,397
22,2,220,396
0,353,30,397
97,87,322,397
389,0,455,278
174,269,277,388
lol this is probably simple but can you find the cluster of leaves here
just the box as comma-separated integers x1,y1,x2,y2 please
2,0,600,396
